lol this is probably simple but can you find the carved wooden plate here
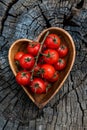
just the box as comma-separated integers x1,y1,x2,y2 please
8,27,75,108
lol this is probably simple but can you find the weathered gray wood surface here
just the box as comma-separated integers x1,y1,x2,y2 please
0,0,87,129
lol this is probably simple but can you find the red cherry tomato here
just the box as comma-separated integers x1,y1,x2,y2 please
27,42,40,56
19,54,35,70
57,44,68,57
16,71,31,86
44,33,60,49
43,49,59,64
48,71,59,82
54,58,66,71
41,64,55,80
30,78,46,94
14,51,24,61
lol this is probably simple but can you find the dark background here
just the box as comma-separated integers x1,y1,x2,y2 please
0,0,87,129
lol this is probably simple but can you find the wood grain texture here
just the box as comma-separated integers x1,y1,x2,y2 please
0,0,87,129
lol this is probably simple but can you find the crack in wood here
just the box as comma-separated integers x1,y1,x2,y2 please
63,6,81,27
8,13,17,18
0,0,18,34
21,3,28,11
76,0,84,9
53,108,58,130
28,13,45,29
0,91,12,104
0,86,9,92
52,73,87,110
39,0,43,3
38,3,51,28
70,74,84,126
0,75,13,87
0,0,8,6
16,123,20,130
0,41,8,51
2,119,9,130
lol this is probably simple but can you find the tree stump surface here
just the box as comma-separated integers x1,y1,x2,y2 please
0,0,87,129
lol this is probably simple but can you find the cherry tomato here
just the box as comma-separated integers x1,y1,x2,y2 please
27,42,40,56
48,71,59,82
44,33,60,49
54,58,66,71
14,51,24,61
43,49,59,64
41,64,55,80
57,44,68,57
16,71,31,86
30,78,46,94
19,54,35,70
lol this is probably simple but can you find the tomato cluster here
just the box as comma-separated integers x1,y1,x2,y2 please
14,33,68,94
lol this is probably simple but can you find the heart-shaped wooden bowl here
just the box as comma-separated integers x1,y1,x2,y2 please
8,27,75,108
